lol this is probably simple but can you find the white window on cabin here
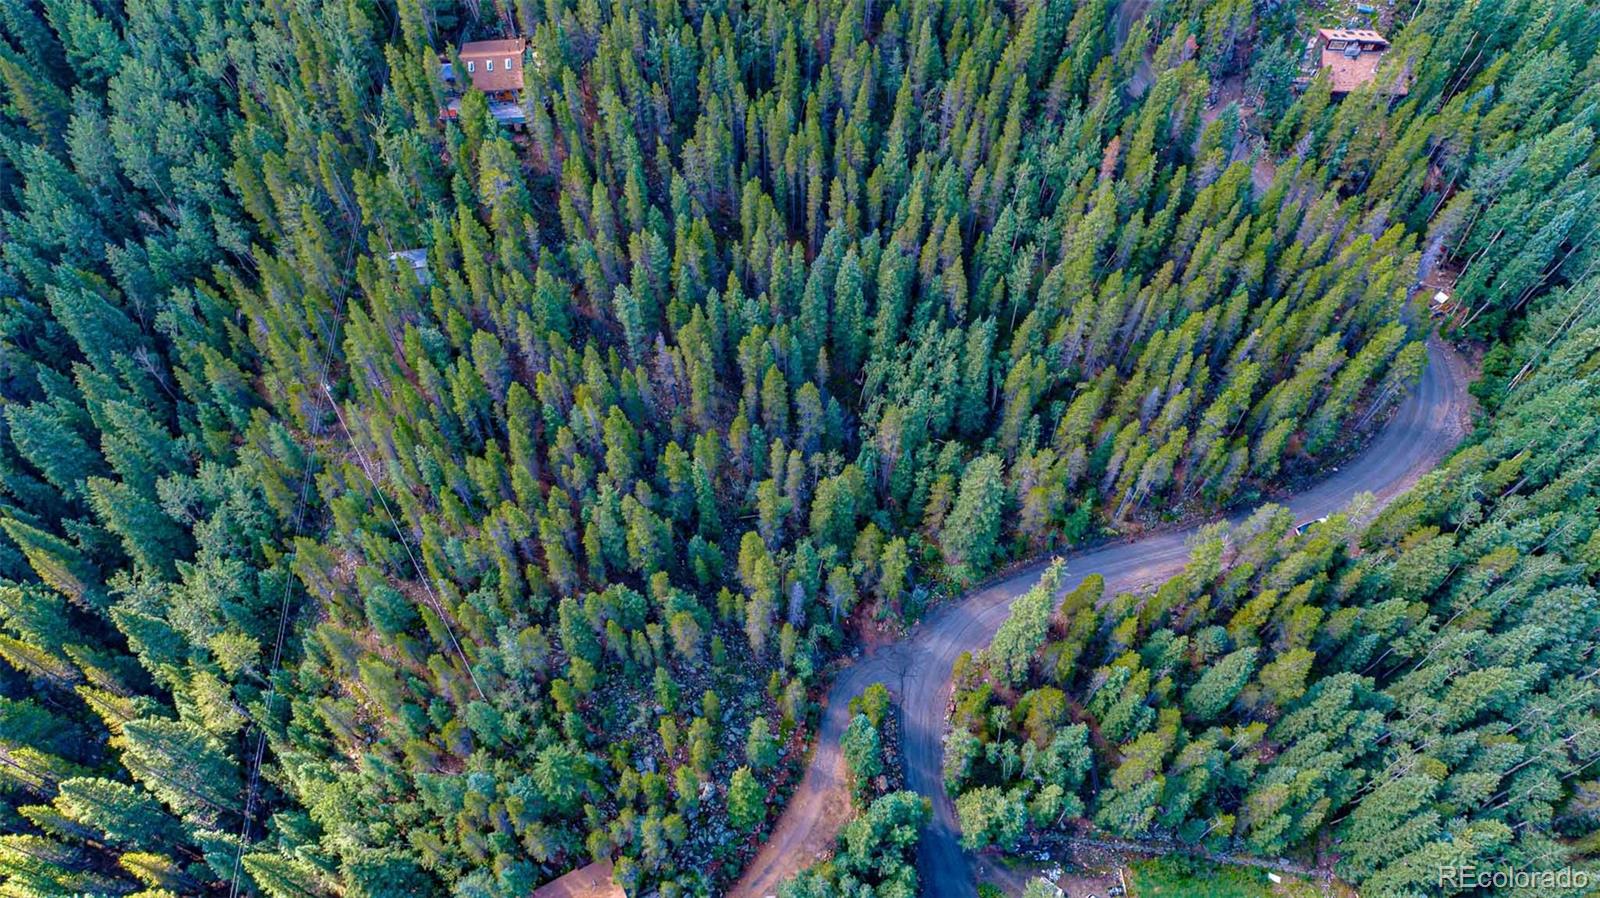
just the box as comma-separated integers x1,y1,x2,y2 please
505,56,513,70
487,59,494,72
467,60,475,73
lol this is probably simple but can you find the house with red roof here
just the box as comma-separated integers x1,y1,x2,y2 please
440,38,528,126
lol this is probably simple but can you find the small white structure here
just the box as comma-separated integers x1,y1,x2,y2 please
387,248,432,285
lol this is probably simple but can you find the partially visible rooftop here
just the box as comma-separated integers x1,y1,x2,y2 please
460,38,527,55
530,860,624,898
386,248,432,285
387,248,428,268
1316,27,1389,46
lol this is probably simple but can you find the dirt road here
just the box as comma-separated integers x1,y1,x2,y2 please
732,337,1472,898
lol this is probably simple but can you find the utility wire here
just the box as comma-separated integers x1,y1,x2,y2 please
324,382,488,701
226,230,362,898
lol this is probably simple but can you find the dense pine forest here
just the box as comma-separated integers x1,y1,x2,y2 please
1,0,1597,896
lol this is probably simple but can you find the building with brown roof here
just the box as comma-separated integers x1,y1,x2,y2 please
450,38,526,98
439,38,528,126
1305,28,1407,96
529,860,625,898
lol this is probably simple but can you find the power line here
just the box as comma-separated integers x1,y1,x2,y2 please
226,229,363,898
323,381,488,701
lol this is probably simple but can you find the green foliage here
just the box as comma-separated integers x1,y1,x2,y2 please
842,713,884,806
778,791,930,898
940,455,1007,585
851,683,891,729
1128,857,1283,897
727,767,765,834
955,785,1029,851
1,0,1595,894
746,716,779,772
1183,646,1257,721
986,560,1065,687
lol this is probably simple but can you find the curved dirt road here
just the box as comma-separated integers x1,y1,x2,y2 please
732,337,1472,898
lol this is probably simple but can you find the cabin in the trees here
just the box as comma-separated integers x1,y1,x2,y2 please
530,860,624,898
440,38,528,127
444,38,526,100
1302,28,1407,96
386,248,431,285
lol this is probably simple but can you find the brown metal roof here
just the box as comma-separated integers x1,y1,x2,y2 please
530,861,625,898
462,38,527,54
458,38,526,93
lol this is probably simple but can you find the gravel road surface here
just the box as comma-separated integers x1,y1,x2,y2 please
732,337,1472,898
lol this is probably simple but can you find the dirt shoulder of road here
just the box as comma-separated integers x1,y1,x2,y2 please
728,742,853,898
